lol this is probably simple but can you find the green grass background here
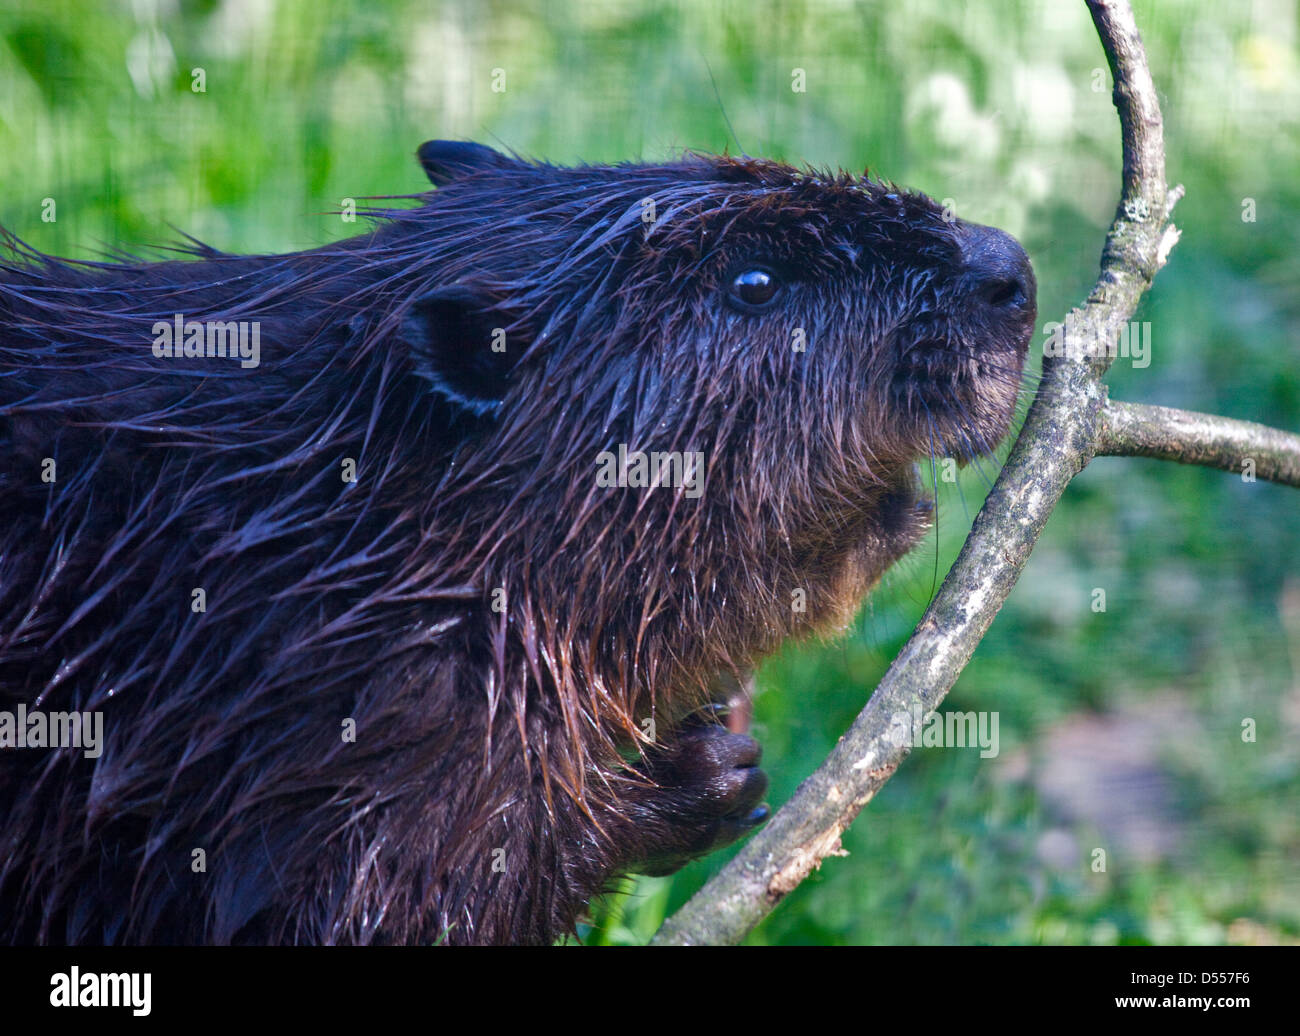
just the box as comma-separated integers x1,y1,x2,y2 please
2,0,1296,945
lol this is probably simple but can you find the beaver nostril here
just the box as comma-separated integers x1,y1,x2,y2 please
981,276,1026,310
956,221,1036,315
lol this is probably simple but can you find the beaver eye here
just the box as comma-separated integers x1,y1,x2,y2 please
727,268,781,311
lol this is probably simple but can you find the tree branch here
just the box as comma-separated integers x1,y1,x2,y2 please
1097,399,1300,487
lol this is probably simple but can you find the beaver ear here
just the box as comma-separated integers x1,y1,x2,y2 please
400,284,524,416
418,140,519,186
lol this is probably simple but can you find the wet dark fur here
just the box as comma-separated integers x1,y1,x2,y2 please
0,143,1034,944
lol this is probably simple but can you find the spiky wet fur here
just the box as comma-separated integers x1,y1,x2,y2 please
0,149,1032,943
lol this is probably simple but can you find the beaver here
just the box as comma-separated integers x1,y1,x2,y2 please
0,140,1035,944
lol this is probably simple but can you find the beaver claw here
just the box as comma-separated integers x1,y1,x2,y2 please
623,723,770,877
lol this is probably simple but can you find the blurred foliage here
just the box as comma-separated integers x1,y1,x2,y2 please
2,0,1296,945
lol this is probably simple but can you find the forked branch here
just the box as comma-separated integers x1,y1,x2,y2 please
650,0,1296,944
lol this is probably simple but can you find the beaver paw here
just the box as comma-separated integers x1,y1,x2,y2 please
623,722,769,877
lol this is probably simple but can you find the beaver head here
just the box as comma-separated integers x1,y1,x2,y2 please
386,141,1035,685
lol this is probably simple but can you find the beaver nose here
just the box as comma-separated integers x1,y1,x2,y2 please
957,223,1036,315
